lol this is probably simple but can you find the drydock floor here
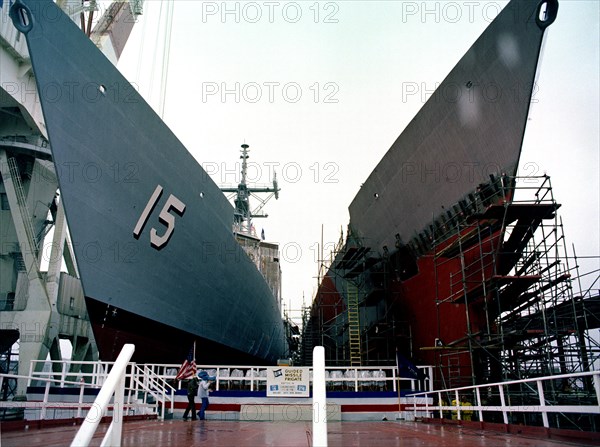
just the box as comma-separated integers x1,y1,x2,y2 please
0,419,588,447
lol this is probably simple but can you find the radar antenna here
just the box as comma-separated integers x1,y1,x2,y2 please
220,144,280,238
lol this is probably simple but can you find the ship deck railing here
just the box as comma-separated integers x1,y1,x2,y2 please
143,364,435,394
14,359,432,396
1,348,176,423
407,370,600,429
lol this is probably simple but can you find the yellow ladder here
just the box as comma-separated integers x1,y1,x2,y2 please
347,283,361,366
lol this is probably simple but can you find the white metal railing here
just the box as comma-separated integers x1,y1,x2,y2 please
1,349,175,424
5,359,430,424
140,363,433,393
0,348,149,445
25,360,432,395
71,344,135,447
407,370,600,428
0,374,104,420
27,360,173,412
48,362,432,394
130,364,176,420
28,358,113,388
0,372,159,421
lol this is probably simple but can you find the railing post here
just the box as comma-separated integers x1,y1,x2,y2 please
77,379,85,419
71,344,135,447
454,390,461,421
428,367,434,391
103,372,126,445
475,387,483,422
498,384,508,424
92,362,98,387
170,388,175,415
536,379,549,428
312,346,327,447
593,372,600,406
41,381,51,420
28,362,34,388
61,361,67,388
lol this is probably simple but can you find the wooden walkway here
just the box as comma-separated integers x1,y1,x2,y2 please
0,419,590,447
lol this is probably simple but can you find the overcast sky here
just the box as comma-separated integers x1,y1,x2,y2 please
116,0,599,324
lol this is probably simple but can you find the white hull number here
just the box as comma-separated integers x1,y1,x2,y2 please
133,185,186,249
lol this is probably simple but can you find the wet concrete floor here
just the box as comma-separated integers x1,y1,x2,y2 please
0,419,586,447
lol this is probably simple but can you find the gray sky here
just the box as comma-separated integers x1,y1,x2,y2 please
117,0,599,324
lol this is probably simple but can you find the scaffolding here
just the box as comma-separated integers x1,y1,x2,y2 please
300,174,599,413
301,230,357,366
432,175,600,428
301,228,412,367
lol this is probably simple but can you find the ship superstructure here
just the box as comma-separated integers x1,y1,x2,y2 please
220,143,283,315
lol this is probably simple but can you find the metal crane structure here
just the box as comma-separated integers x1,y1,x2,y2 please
0,0,143,403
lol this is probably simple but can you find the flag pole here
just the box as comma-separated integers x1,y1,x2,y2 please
396,347,401,419
193,340,197,378
397,375,401,417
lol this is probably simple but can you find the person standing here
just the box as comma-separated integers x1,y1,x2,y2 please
197,371,215,420
182,376,199,420
460,394,473,421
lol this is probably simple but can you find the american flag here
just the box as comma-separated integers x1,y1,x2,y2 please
175,344,197,380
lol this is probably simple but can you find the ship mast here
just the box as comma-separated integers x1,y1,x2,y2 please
220,144,280,238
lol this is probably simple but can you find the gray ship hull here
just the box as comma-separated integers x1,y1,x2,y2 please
10,0,286,363
349,0,558,253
